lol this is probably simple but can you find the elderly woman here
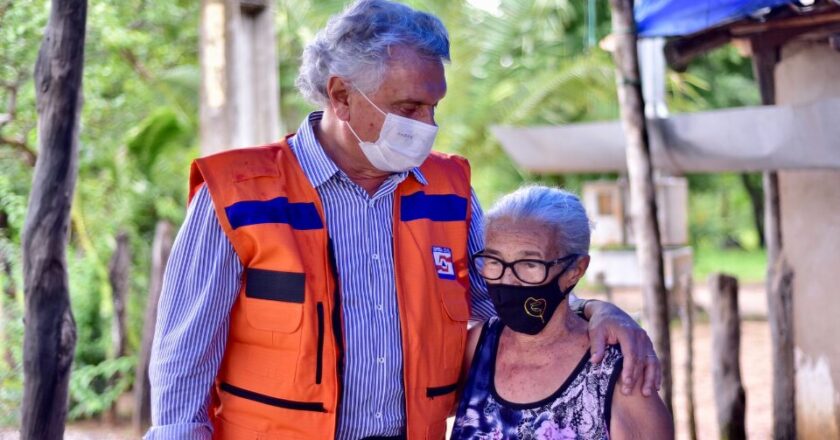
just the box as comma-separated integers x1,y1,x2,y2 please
451,186,673,440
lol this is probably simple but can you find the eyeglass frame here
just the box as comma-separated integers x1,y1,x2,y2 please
470,251,581,285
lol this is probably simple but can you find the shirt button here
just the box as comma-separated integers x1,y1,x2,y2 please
377,357,385,364
375,411,383,418
376,304,384,311
371,253,379,260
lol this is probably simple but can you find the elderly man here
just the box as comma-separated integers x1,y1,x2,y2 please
146,1,661,439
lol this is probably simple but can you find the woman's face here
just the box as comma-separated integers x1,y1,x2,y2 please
483,217,558,286
483,217,587,291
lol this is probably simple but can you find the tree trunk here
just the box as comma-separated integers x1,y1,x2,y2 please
20,0,87,438
677,273,698,440
133,220,174,433
109,231,131,358
709,273,746,440
739,173,765,248
608,0,673,412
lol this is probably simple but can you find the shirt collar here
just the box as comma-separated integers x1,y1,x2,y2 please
291,111,428,188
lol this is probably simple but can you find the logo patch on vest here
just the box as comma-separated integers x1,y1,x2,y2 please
432,246,456,280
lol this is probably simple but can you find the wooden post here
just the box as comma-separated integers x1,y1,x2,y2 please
133,220,174,433
108,231,131,359
752,42,796,440
769,256,795,440
20,0,87,438
200,0,281,155
709,273,746,440
107,231,130,421
608,0,673,411
677,273,698,440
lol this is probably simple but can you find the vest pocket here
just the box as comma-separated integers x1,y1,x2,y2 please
426,382,458,398
242,268,304,333
438,281,470,322
220,381,326,413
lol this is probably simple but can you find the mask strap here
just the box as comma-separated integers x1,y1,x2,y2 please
344,120,364,143
353,86,387,117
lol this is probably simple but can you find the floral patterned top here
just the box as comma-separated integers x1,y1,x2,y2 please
451,318,623,440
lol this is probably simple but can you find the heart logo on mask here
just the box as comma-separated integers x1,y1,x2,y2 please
524,297,547,323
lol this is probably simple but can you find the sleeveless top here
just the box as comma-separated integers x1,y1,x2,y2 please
451,318,623,440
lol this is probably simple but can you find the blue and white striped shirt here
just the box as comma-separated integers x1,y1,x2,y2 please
146,112,495,440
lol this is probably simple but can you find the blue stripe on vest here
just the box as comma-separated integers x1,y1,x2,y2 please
225,197,324,230
400,192,468,222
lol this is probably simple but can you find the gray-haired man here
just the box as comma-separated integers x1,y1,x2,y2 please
146,1,661,439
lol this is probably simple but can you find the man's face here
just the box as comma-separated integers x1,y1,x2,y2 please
347,45,447,144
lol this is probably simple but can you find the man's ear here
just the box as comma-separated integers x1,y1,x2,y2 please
327,76,352,121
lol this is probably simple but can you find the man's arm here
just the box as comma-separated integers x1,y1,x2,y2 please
145,185,243,439
582,299,662,397
466,188,495,321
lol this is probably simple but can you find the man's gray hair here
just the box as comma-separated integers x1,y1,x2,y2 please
296,0,450,107
486,185,592,256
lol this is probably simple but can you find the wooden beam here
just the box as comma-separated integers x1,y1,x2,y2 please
730,10,840,36
664,27,732,72
663,8,840,70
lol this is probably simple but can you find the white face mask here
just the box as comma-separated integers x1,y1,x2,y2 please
345,89,438,173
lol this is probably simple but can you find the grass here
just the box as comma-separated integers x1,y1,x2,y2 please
692,246,767,283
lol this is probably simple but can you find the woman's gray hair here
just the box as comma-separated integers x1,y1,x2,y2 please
296,0,450,107
486,185,592,256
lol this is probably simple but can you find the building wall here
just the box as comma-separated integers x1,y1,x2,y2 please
775,39,840,439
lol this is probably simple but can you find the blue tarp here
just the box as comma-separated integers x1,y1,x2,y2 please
635,0,794,37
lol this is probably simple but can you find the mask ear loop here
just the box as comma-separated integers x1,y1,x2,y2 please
353,86,388,117
344,85,388,143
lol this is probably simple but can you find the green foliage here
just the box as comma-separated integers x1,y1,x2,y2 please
126,108,189,177
0,289,23,427
68,356,136,420
694,246,767,283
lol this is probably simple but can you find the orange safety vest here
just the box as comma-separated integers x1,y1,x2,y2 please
189,138,472,439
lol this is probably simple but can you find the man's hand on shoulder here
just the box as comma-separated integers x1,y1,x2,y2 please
583,299,662,397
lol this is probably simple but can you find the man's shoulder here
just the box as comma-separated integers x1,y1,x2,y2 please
195,140,295,183
423,151,471,179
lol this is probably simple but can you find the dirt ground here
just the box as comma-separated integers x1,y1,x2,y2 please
0,285,773,440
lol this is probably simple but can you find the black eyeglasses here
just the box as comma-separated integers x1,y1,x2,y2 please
470,252,579,285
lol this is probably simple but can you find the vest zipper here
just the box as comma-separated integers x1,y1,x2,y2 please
316,302,324,385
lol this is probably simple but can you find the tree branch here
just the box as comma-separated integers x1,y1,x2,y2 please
0,135,37,166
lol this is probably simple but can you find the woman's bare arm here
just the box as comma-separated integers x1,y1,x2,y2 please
609,368,674,440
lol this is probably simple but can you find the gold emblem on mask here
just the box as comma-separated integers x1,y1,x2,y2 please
524,297,547,323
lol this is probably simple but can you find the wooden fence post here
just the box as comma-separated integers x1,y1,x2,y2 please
133,220,174,433
709,273,746,440
677,273,698,440
109,231,131,359
608,0,673,411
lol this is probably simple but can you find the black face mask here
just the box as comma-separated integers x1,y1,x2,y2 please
488,271,577,336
